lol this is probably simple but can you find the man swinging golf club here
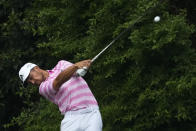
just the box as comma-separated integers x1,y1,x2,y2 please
18,59,103,131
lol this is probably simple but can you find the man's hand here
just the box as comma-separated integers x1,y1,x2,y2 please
75,60,91,77
74,59,91,69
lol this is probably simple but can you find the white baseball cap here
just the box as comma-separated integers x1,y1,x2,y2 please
19,63,37,83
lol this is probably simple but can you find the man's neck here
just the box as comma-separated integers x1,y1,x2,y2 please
42,70,49,81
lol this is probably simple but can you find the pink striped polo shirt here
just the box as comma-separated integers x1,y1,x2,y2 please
39,60,98,114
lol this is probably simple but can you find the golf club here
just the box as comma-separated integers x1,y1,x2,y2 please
76,0,163,77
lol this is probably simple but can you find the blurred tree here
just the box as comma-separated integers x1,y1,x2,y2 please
0,0,55,130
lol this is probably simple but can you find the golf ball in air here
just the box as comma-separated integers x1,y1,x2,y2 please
154,16,160,22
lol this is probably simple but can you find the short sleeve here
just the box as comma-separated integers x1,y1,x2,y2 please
53,60,73,71
39,79,57,102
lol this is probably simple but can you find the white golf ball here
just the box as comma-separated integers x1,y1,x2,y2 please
154,16,160,22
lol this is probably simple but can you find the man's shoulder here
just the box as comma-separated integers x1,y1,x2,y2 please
57,60,73,65
52,60,73,70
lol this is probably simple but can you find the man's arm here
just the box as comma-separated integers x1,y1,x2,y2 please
52,60,91,91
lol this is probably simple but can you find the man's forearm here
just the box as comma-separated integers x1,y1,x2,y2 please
52,60,91,91
53,64,78,91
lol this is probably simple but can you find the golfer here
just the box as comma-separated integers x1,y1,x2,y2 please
18,60,103,131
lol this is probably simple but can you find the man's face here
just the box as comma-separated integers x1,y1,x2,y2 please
27,67,44,86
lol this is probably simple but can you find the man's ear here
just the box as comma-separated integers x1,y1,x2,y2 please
33,66,39,71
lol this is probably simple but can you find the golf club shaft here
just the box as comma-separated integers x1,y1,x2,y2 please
91,39,115,63
91,15,142,63
77,0,164,76
90,0,165,63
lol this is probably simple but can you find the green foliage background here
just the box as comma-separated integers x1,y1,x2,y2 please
0,0,196,130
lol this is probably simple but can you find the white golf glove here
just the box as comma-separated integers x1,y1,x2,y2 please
76,67,88,77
